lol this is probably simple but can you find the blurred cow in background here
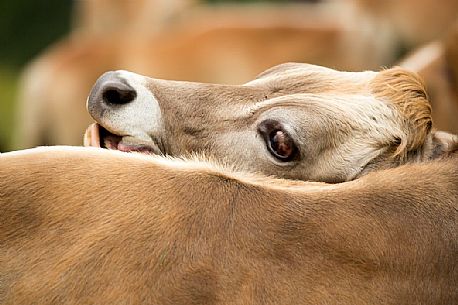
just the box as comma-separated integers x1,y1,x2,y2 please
13,0,393,148
71,0,198,35
400,24,458,133
14,0,458,148
354,0,458,48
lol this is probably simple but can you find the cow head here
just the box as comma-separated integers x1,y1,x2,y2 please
85,63,458,182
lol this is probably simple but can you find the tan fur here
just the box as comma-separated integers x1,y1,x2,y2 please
0,146,457,304
371,67,432,158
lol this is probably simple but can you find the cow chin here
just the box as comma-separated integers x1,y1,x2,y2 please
83,123,162,155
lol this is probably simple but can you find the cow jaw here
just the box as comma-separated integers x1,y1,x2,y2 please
84,123,162,155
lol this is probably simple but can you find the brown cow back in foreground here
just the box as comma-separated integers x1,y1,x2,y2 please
0,147,457,304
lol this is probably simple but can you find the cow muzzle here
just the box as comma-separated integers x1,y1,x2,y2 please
85,70,164,155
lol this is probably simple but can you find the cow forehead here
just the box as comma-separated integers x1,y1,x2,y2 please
253,62,333,80
247,62,375,89
245,63,377,95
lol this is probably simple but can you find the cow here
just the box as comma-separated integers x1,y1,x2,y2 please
2,63,457,304
0,146,457,304
84,63,458,182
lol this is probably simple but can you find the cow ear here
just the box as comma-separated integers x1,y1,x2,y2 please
428,131,458,159
370,67,432,159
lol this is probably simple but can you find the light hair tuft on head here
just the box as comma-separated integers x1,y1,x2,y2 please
370,67,432,159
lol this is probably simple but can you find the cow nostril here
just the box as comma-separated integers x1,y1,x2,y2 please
102,86,137,105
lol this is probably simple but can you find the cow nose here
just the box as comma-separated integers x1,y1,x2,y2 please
102,82,137,105
88,71,137,112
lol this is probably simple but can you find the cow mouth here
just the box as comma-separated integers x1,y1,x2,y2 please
83,123,162,155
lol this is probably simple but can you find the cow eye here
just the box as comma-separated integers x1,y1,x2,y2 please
258,119,299,162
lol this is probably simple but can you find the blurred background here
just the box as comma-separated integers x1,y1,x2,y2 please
0,0,457,152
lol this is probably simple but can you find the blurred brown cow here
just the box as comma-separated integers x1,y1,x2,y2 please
14,0,458,148
71,0,198,35
353,0,458,47
14,0,394,149
400,24,458,133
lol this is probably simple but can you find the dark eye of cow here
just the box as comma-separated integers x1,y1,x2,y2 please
268,130,296,160
258,119,299,162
